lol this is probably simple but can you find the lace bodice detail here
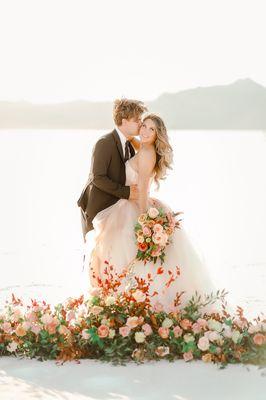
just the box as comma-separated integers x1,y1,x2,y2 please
125,159,154,188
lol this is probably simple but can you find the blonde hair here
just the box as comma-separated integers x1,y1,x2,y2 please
113,98,147,126
142,113,173,189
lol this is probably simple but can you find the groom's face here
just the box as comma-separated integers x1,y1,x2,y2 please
123,115,142,137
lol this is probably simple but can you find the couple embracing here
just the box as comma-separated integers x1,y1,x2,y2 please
77,98,216,313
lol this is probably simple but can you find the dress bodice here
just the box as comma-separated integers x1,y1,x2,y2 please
125,159,154,188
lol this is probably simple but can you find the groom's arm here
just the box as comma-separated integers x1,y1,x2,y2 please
91,138,130,199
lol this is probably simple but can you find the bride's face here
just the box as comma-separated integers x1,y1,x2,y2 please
139,119,157,144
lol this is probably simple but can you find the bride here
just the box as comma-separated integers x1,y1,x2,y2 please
86,113,220,314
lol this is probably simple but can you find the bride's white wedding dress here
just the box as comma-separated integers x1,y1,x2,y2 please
85,158,221,314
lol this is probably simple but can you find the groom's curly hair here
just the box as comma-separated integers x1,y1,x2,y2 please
113,98,147,126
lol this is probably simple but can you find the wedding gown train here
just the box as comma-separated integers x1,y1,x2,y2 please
85,159,223,314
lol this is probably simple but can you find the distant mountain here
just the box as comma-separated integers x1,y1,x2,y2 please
0,78,265,129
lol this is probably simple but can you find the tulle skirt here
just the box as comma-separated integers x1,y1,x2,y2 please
85,197,222,314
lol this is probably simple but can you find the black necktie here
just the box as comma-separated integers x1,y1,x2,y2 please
124,140,135,162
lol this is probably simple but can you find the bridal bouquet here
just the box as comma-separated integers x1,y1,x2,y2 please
134,206,183,264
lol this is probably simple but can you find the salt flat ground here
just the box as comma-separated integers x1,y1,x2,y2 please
0,356,265,400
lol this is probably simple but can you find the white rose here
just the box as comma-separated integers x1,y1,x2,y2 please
205,330,221,342
162,318,173,328
183,333,195,343
232,330,242,344
223,326,233,338
132,289,146,303
108,329,116,339
101,318,110,326
207,319,223,332
7,341,18,352
148,207,159,219
135,331,146,343
105,296,116,306
137,235,144,243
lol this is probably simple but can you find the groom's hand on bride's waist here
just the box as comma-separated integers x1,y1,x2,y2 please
129,185,139,200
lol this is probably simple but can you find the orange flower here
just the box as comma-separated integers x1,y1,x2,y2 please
15,324,27,337
253,333,266,346
202,353,212,363
138,242,148,252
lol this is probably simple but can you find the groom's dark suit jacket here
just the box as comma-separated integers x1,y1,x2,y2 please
77,129,131,236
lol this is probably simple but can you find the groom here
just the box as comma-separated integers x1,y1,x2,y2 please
77,98,148,242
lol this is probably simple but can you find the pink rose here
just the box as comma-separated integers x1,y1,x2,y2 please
142,323,153,336
81,329,91,340
197,318,208,330
119,326,131,337
253,333,266,346
192,322,202,334
173,325,183,338
97,324,109,338
25,311,38,323
151,247,162,257
153,224,163,234
197,336,210,351
143,226,152,237
158,327,169,339
153,302,164,313
66,310,76,322
183,350,193,362
30,324,42,335
1,322,12,333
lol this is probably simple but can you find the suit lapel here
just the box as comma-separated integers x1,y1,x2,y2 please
112,129,125,163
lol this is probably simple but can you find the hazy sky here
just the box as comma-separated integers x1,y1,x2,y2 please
0,0,265,103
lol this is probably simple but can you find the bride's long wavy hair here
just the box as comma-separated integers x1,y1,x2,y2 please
142,113,173,189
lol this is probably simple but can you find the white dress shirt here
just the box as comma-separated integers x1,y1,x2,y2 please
115,125,127,158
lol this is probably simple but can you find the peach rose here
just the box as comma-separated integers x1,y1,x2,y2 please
202,353,212,363
15,324,27,337
253,333,266,346
151,247,162,257
197,336,210,351
89,287,102,297
97,324,109,338
155,346,170,357
119,326,131,337
25,311,38,323
142,323,153,336
126,316,139,329
138,213,147,225
138,242,148,252
180,319,192,330
58,325,71,336
90,306,104,316
158,327,169,339
183,350,193,362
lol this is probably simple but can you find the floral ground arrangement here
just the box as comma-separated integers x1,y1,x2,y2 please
0,264,265,368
